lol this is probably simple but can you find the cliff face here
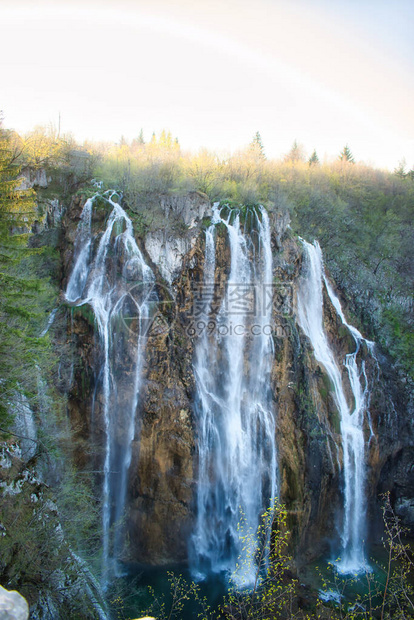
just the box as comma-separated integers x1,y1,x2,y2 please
60,191,414,567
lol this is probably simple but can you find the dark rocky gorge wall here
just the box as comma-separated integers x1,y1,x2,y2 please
61,192,414,572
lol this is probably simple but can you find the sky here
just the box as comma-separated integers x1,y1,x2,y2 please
1,0,413,169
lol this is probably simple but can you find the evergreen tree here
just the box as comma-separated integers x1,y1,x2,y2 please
0,120,46,427
284,139,305,163
308,149,320,166
394,158,407,179
159,129,169,148
249,131,266,160
131,129,145,152
119,135,128,147
339,144,355,163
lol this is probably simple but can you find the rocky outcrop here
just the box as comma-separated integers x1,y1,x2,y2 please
378,446,414,533
145,232,197,284
9,393,37,461
144,192,211,283
159,192,212,229
18,168,49,190
0,585,29,620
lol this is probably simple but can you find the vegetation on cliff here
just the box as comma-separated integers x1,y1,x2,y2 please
0,121,106,616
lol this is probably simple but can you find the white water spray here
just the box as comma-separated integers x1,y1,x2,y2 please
66,192,156,583
190,205,277,585
297,240,373,573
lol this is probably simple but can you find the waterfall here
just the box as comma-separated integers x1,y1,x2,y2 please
40,307,58,337
190,205,277,585
65,192,156,584
66,197,93,303
297,239,372,573
323,275,375,571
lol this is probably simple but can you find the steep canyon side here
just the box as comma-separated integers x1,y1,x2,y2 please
60,191,414,568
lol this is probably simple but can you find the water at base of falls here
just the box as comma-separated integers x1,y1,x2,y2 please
190,204,278,586
298,239,374,574
65,191,156,585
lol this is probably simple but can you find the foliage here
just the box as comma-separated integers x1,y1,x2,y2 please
250,132,266,162
0,118,105,615
339,145,355,164
132,497,414,620
284,162,413,380
313,493,414,620
133,501,303,620
0,120,50,426
308,150,320,166
0,441,104,617
377,493,414,619
136,572,214,620
221,500,302,620
53,465,102,562
284,140,306,164
394,159,408,179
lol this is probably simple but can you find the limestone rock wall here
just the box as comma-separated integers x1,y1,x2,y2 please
61,192,413,567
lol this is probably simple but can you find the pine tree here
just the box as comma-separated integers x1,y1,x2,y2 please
394,158,407,179
339,144,355,163
249,131,266,161
284,139,305,164
308,149,319,166
0,120,46,427
159,129,168,148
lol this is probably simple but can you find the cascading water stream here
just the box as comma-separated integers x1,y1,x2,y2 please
66,197,93,303
65,192,156,584
323,275,375,571
297,239,373,573
190,205,277,586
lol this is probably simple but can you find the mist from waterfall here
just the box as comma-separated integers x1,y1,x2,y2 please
297,239,372,573
190,205,277,586
66,191,156,584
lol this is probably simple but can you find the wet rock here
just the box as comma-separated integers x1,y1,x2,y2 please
270,209,290,250
145,231,197,284
378,447,414,534
17,168,48,190
395,498,414,529
160,192,211,228
9,392,38,461
0,585,29,620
